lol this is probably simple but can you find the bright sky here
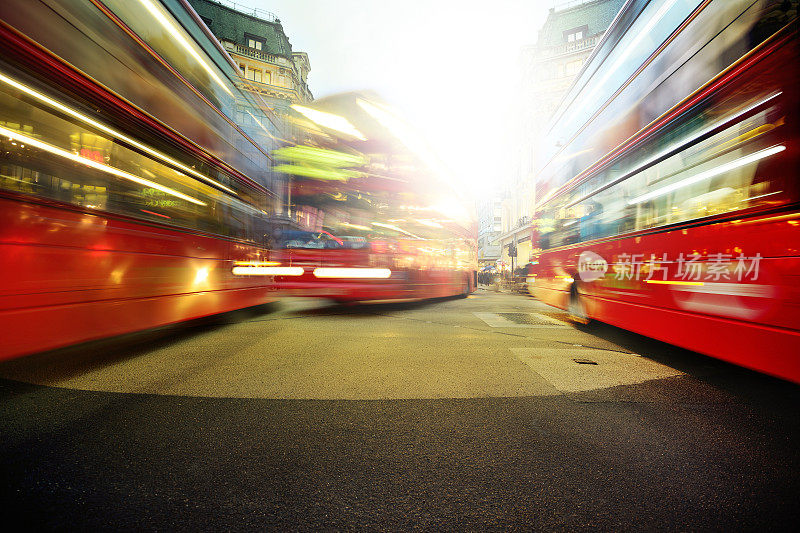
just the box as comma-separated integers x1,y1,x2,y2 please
251,0,552,201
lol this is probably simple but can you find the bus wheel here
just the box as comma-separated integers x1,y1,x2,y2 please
568,282,590,325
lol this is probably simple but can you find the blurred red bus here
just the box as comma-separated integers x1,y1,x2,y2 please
0,0,283,359
249,93,477,302
257,230,475,301
530,0,800,381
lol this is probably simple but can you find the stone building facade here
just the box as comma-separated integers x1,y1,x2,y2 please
522,0,624,150
187,0,313,115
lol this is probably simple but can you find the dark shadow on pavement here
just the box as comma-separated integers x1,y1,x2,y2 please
287,294,466,318
572,319,800,404
0,302,282,383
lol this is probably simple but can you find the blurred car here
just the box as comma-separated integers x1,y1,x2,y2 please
339,236,369,249
280,230,342,249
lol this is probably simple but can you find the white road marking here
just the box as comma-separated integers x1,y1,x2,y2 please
512,347,683,393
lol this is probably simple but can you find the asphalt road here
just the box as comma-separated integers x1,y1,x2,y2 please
1,288,798,530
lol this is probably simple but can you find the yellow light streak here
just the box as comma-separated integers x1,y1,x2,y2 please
246,110,277,141
291,105,366,140
417,219,444,228
273,164,361,181
137,0,233,96
272,145,367,167
0,72,236,195
339,222,371,231
0,125,206,206
627,145,785,205
371,222,423,239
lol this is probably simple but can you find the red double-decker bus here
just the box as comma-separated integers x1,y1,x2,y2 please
234,93,478,301
0,0,284,359
530,0,799,381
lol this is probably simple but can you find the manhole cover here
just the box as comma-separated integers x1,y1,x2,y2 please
498,313,553,325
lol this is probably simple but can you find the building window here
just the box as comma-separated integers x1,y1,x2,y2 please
563,25,588,43
565,59,582,75
245,34,264,50
246,68,262,83
239,64,245,74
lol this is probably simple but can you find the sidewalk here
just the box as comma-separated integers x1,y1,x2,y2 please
477,281,531,296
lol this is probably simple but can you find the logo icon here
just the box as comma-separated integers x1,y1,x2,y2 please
577,251,607,282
